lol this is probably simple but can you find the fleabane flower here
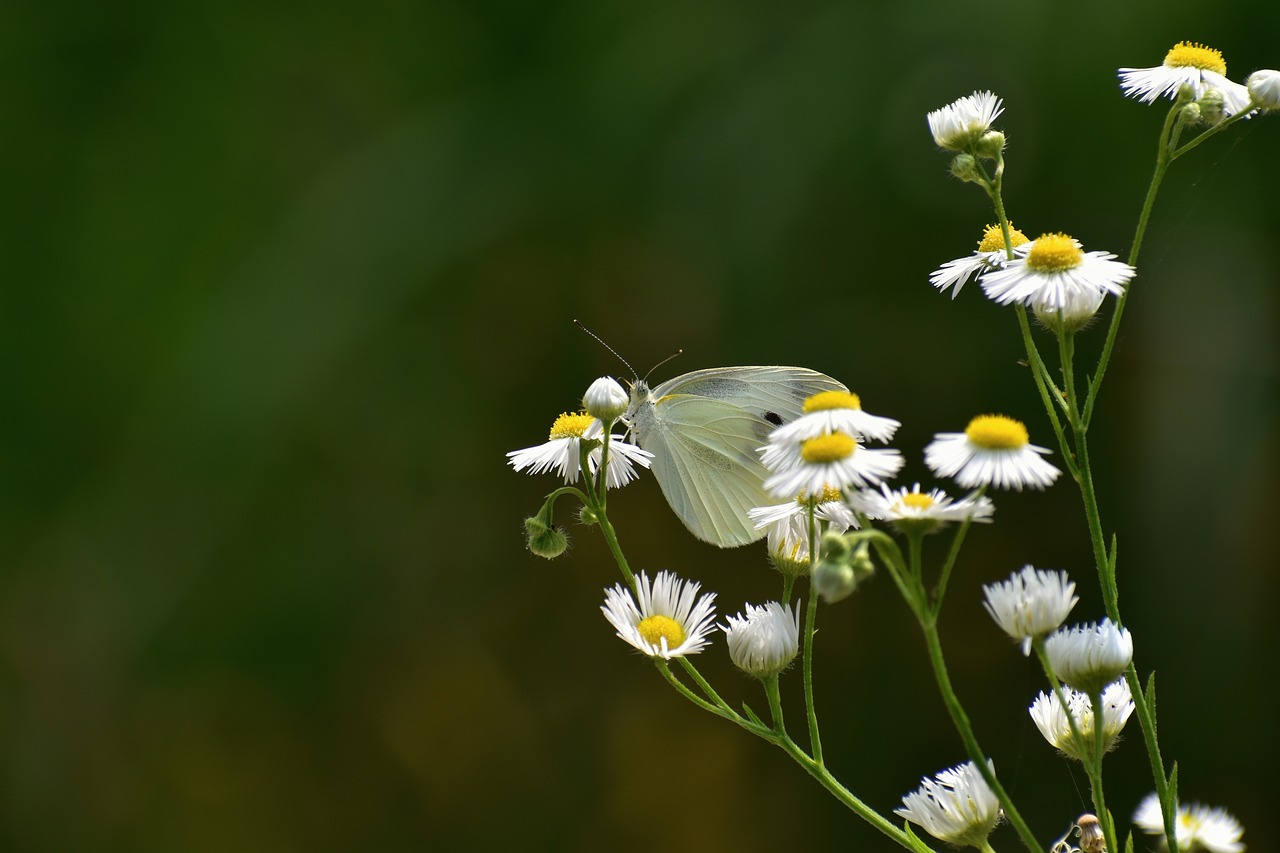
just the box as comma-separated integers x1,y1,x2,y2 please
721,601,800,679
982,565,1078,655
979,233,1135,314
1045,618,1134,694
925,414,1061,491
1029,680,1134,761
849,482,993,535
1119,42,1252,118
1134,792,1245,853
507,412,653,488
931,223,1033,299
895,760,1002,848
601,570,717,660
583,376,629,422
927,91,1004,151
1247,69,1280,110
768,390,900,443
761,430,903,499
748,486,858,575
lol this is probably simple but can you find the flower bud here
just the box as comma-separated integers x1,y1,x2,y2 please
1045,618,1133,694
813,559,857,603
1198,88,1226,125
949,153,980,183
583,376,629,422
1180,101,1202,125
524,516,569,559
849,542,876,583
1247,69,1280,110
975,130,1005,159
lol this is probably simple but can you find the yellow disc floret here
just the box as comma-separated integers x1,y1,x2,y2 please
795,485,846,505
901,491,936,511
1025,233,1084,273
1164,41,1227,75
977,223,1030,253
803,390,862,413
548,412,595,440
965,414,1030,450
637,614,685,650
800,433,857,464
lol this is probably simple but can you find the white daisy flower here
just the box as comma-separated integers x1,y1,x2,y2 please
979,233,1135,314
507,412,653,488
849,482,994,535
1045,618,1134,694
1029,680,1134,761
749,486,858,574
1247,69,1280,110
761,431,903,499
767,390,900,444
895,760,1002,848
721,601,800,679
1134,792,1245,853
927,90,1004,151
1119,42,1253,118
582,376,629,422
931,223,1033,299
925,414,1061,491
601,570,717,660
982,565,1078,655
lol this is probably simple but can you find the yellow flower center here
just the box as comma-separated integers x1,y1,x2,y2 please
1164,41,1227,75
795,485,846,505
1025,233,1084,273
803,390,862,413
548,412,594,440
977,222,1030,253
637,614,685,649
965,414,1029,449
800,433,856,464
901,492,935,511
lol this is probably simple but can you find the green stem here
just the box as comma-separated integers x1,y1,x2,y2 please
773,736,935,852
802,581,823,764
919,619,1040,851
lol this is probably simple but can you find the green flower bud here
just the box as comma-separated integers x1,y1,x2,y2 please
949,154,980,183
525,516,569,559
813,559,858,603
975,130,1005,160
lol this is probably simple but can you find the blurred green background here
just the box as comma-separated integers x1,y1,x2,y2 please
2,2,1277,851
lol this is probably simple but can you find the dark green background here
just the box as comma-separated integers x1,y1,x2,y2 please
2,3,1277,851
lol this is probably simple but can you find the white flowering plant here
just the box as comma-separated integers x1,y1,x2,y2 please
508,43,1271,853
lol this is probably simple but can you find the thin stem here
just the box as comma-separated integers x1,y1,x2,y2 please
773,736,935,852
802,582,823,764
919,619,1041,851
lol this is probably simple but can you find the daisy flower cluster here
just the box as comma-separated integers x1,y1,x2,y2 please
931,223,1135,327
757,390,904,501
507,376,652,489
1119,41,1256,120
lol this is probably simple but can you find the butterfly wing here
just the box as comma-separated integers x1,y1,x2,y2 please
634,394,778,547
651,366,848,424
633,366,848,547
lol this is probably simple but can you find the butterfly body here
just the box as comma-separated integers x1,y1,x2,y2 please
624,366,847,547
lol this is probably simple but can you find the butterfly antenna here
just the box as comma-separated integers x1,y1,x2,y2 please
644,349,683,382
573,319,636,379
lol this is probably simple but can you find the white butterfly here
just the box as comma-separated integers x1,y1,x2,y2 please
623,366,848,548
